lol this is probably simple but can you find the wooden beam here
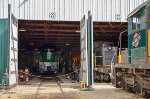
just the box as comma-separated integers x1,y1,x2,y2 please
21,40,80,42
22,29,78,32
20,23,80,28
20,29,123,33
23,42,80,44
19,23,127,29
94,24,127,28
94,30,126,33
20,36,79,40
22,37,77,39
20,33,80,36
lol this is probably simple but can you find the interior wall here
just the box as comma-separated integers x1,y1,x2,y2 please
18,50,40,72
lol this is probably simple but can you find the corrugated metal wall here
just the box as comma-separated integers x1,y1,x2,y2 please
0,0,148,21
0,19,8,84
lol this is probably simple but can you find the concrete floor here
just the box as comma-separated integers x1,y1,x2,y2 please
79,83,144,99
0,75,144,99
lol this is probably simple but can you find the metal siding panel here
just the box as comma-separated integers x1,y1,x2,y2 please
24,0,27,19
36,0,39,19
121,0,126,22
70,0,72,20
12,0,15,17
27,0,30,19
18,0,24,19
130,0,135,13
59,0,63,20
0,0,148,21
33,0,36,19
107,0,111,21
68,0,71,20
4,0,8,18
0,19,8,84
104,0,107,21
55,0,59,20
93,0,97,21
30,0,34,19
15,0,19,19
58,0,60,20
95,0,98,21
75,0,79,20
78,0,82,21
39,0,43,20
117,0,121,22
98,0,102,21
111,0,115,21
128,29,147,63
0,0,8,18
148,30,150,62
0,0,3,18
125,0,128,21
65,0,69,20
34,0,39,19
72,0,74,20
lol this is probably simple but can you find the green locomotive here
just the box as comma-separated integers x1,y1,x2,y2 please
114,0,150,96
39,50,59,74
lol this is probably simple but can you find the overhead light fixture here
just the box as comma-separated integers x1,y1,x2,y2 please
19,29,26,32
65,43,70,46
44,49,54,51
75,30,80,33
35,49,38,51
37,52,40,53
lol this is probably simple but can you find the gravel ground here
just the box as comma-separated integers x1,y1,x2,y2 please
0,76,145,99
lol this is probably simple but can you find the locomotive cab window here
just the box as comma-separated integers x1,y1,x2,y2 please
132,15,140,30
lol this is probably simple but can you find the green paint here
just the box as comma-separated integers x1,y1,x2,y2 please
128,29,146,49
128,29,147,62
127,7,147,64
0,19,9,84
140,8,146,30
131,47,146,61
41,52,57,62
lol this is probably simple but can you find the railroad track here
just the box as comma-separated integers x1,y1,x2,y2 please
34,74,66,99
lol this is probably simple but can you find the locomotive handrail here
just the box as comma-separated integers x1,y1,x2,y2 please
110,30,127,80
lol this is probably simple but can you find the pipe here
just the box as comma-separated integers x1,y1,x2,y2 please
110,30,127,81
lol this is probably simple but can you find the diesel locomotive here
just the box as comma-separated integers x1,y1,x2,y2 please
113,0,150,96
39,49,59,74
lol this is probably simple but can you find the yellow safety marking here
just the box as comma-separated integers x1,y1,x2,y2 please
118,51,122,63
80,81,86,89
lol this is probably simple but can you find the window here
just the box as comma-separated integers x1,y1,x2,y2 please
132,15,140,30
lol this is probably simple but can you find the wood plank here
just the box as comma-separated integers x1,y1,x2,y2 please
20,23,127,28
20,33,80,36
20,29,123,33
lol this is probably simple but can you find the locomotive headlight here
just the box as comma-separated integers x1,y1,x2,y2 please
108,47,112,51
